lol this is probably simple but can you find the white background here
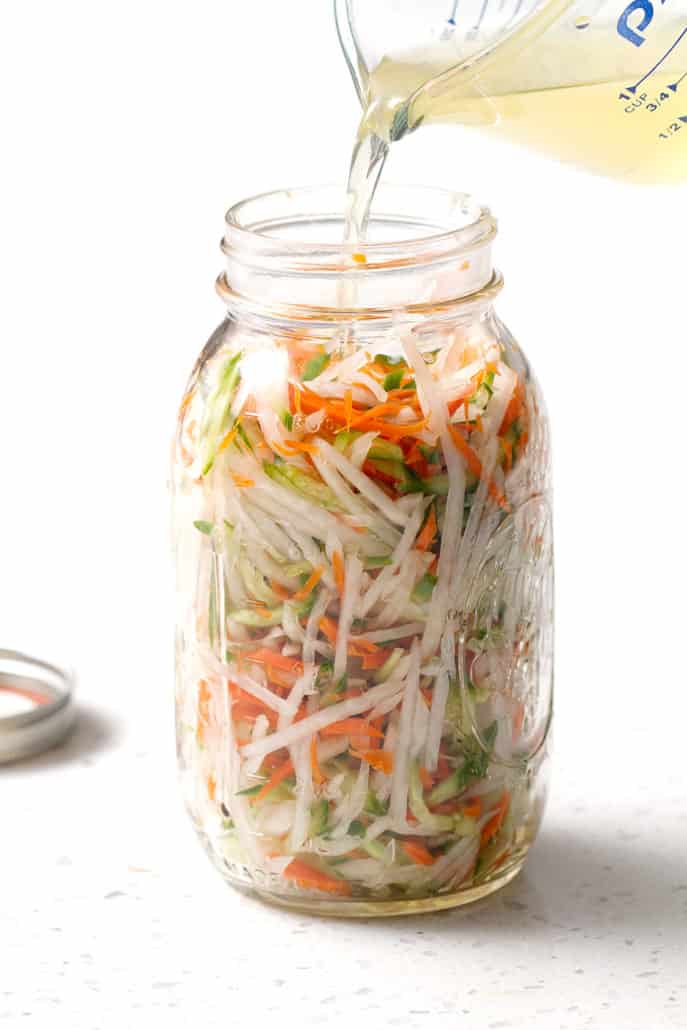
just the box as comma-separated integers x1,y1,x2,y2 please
1,2,685,1028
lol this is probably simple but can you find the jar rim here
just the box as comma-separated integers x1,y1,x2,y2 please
223,184,496,268
220,184,499,323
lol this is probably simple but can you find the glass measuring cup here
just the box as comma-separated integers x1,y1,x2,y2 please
335,0,687,182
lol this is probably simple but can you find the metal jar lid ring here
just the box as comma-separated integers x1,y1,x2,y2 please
0,648,76,764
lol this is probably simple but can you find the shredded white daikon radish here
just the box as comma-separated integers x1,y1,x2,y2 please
334,555,363,680
316,440,407,527
240,678,403,761
389,641,420,828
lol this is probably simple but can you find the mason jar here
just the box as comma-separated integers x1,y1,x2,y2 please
172,185,553,916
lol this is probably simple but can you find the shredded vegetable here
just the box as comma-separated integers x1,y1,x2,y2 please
174,318,549,905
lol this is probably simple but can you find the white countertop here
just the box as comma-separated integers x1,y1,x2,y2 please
4,683,685,1030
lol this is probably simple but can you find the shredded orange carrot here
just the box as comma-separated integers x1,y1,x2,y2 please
297,388,427,440
218,422,241,454
250,601,277,621
207,774,216,801
461,799,482,820
416,506,437,552
362,459,403,489
283,858,351,896
349,399,404,428
512,701,525,740
264,666,298,691
270,440,295,457
389,386,421,405
403,442,425,467
492,848,512,871
318,615,338,644
262,748,291,773
344,389,353,432
292,566,324,602
428,798,463,816
230,704,258,726
252,757,295,803
178,389,195,416
352,252,367,264
352,380,378,397
418,766,433,791
272,438,320,458
360,361,388,383
350,748,393,774
332,550,345,597
244,649,303,674
348,637,379,654
361,649,392,671
448,425,511,513
364,417,428,441
270,580,292,600
228,683,279,720
294,704,308,723
231,472,254,489
310,736,326,785
401,839,436,866
350,638,381,655
501,436,513,472
321,719,384,739
298,390,342,419
196,679,212,745
228,680,266,703
480,791,510,847
447,387,475,417
499,375,524,435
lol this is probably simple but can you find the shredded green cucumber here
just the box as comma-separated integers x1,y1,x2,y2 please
264,462,340,510
334,431,404,463
200,351,242,475
302,353,331,381
412,573,437,604
309,799,330,836
373,647,403,683
408,762,454,832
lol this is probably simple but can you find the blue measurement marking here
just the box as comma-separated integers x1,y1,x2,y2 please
627,26,687,93
447,0,459,25
669,71,687,91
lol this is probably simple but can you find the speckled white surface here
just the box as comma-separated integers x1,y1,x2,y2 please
3,685,685,1030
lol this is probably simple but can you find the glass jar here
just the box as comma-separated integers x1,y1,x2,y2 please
172,185,553,916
